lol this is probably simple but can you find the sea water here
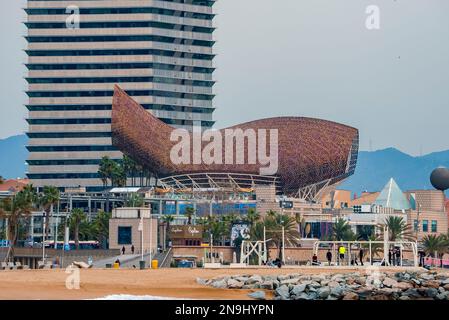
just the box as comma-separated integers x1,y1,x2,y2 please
93,294,188,300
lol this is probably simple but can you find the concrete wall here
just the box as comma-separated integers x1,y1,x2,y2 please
2,248,120,268
109,218,158,254
172,246,416,265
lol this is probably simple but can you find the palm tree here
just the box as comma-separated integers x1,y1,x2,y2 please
381,216,414,241
266,210,277,218
122,155,138,186
356,225,374,241
332,218,354,241
98,156,126,187
0,190,34,260
161,214,174,250
125,193,144,207
263,212,301,260
208,218,229,246
111,162,126,187
98,156,115,187
361,234,383,260
222,213,239,224
245,208,260,225
92,210,111,249
295,213,306,238
421,234,447,258
198,216,228,246
39,186,60,240
69,208,86,249
78,220,94,242
250,220,265,241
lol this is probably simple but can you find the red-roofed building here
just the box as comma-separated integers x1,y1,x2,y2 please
0,179,29,195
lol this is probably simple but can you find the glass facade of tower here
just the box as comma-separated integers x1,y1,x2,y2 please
25,0,216,191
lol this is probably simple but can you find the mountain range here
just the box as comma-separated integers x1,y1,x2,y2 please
0,134,448,195
339,148,449,196
0,134,28,179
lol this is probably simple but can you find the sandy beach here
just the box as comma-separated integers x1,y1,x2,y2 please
0,267,424,300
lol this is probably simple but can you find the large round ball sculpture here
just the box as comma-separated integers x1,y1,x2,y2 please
430,167,449,191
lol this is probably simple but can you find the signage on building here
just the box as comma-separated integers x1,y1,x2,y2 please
280,201,294,209
353,204,372,213
169,225,203,239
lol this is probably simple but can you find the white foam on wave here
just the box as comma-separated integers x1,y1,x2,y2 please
93,294,188,300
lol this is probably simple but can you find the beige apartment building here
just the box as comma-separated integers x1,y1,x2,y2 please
406,190,448,240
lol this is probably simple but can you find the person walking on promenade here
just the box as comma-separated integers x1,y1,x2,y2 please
352,252,358,266
326,250,332,266
131,245,135,255
312,254,319,266
359,248,364,266
121,246,125,255
338,245,346,266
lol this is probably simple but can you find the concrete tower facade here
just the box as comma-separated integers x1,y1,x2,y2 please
25,0,216,191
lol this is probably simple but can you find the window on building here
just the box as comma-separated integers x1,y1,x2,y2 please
431,220,437,233
118,226,132,245
422,220,429,233
413,220,419,232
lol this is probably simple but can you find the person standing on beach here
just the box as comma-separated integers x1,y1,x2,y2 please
131,245,135,255
359,248,364,266
121,246,125,255
326,250,332,266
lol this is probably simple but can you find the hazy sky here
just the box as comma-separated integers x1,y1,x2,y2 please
1,0,448,156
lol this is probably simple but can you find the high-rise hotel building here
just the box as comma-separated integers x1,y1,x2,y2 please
25,0,216,191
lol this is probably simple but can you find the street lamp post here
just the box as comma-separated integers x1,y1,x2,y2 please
415,202,421,265
54,201,60,249
282,226,285,264
138,215,144,269
42,211,46,264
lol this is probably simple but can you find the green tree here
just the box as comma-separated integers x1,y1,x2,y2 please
92,210,111,249
69,208,86,249
222,213,239,224
98,156,115,187
421,234,447,258
356,225,374,241
39,186,60,239
245,208,260,225
361,234,383,260
111,162,127,187
122,155,138,186
161,214,174,249
332,218,354,241
98,156,128,187
263,212,300,260
381,216,414,241
125,193,144,207
0,189,35,259
266,210,277,218
202,216,229,246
